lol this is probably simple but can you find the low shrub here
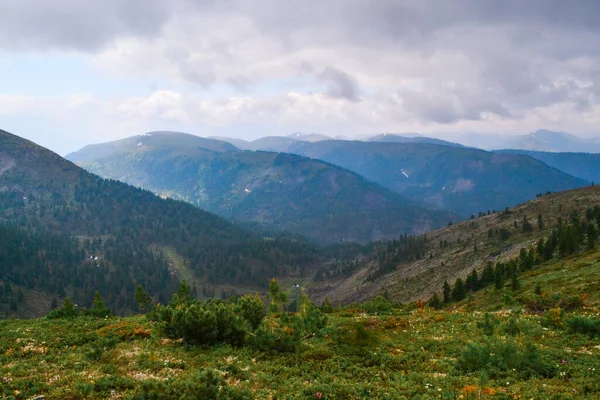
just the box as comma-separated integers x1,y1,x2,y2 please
248,293,327,353
131,368,252,400
566,316,600,338
360,296,395,315
458,339,555,379
477,313,499,336
523,293,587,313
154,299,248,346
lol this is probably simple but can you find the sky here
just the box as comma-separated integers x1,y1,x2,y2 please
1,0,600,155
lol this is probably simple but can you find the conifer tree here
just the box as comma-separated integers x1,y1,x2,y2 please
451,278,466,302
428,292,443,309
511,274,520,291
443,281,451,304
494,267,505,289
91,291,110,317
466,269,479,291
135,285,153,313
321,296,333,313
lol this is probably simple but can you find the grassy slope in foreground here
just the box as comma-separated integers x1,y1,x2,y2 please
1,247,599,399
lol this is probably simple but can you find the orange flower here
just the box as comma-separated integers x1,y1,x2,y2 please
462,385,478,394
482,387,496,395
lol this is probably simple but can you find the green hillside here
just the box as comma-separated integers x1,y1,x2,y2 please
309,186,600,306
0,129,322,317
67,132,455,243
497,149,600,184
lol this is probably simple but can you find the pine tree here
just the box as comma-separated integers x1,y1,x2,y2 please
451,278,466,302
91,291,110,317
466,269,479,291
494,267,505,290
537,213,544,231
481,263,495,286
443,281,451,304
511,274,520,291
321,296,333,313
135,285,153,313
587,223,598,250
428,292,443,309
268,278,288,313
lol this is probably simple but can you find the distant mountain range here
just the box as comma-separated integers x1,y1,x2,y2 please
496,149,600,184
500,129,600,153
210,129,600,154
367,133,465,148
67,131,455,242
245,139,587,216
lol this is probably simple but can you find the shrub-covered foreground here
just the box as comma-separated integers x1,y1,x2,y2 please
1,295,599,399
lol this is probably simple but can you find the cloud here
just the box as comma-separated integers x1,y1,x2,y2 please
0,95,37,114
319,67,360,101
0,0,175,51
2,0,600,145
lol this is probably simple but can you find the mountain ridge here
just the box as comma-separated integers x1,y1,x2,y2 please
67,132,457,243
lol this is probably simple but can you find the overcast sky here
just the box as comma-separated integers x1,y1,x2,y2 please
1,0,600,154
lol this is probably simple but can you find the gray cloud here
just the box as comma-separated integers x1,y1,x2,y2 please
0,0,175,50
319,67,360,101
2,0,600,129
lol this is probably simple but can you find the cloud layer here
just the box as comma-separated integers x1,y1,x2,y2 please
1,0,599,152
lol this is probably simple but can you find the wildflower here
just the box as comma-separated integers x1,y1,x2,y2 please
316,392,323,399
562,360,567,365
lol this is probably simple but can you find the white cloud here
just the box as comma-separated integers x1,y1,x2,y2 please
0,95,38,114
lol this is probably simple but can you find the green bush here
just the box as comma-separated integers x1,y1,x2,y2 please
477,313,499,336
249,313,304,353
47,296,79,319
154,299,248,346
234,294,265,330
85,336,120,362
132,368,252,400
523,293,587,313
566,316,600,337
334,321,380,349
248,293,327,353
360,296,395,315
81,291,111,318
458,339,555,379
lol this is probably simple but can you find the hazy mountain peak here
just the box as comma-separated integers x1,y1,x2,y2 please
287,132,333,142
66,131,239,163
367,133,464,148
505,129,600,153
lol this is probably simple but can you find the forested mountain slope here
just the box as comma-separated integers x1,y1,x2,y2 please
0,129,321,317
67,132,455,242
270,140,588,216
497,149,600,184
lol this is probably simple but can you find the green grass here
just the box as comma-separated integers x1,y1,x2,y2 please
2,248,600,399
1,308,599,398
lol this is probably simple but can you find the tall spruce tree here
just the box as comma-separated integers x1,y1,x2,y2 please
442,281,451,304
451,278,466,302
